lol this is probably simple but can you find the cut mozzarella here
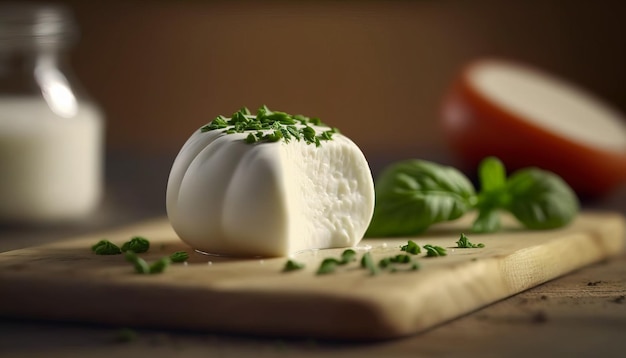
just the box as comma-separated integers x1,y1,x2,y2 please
166,126,375,257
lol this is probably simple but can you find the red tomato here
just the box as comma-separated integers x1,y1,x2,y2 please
441,59,626,198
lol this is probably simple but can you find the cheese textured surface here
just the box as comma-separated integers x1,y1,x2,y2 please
166,125,375,257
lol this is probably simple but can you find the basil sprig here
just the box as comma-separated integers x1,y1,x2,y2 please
366,157,579,236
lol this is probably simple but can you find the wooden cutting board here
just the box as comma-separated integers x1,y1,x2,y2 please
0,212,624,340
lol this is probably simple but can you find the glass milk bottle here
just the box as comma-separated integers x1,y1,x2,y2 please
0,4,104,223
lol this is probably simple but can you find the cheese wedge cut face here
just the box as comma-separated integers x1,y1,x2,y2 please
166,127,375,257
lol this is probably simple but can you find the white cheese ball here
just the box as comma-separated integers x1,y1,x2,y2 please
166,125,375,257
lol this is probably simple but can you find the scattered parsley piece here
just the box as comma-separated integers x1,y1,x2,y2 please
455,233,485,248
149,257,171,274
286,125,301,140
170,251,189,263
360,252,379,276
340,249,357,264
378,257,392,269
424,244,447,257
245,132,257,144
125,251,171,274
379,254,417,272
92,240,121,255
391,254,411,263
125,251,149,274
121,236,150,253
201,105,336,146
400,240,421,255
316,258,340,275
314,249,359,275
240,107,251,115
283,259,305,272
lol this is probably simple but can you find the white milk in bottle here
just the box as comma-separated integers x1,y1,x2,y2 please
0,98,103,222
0,4,104,223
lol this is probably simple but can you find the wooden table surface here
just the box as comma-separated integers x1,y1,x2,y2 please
1,152,625,358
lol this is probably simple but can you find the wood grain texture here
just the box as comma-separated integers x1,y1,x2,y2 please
0,212,623,340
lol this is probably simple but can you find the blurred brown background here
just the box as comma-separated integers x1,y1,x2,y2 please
56,0,626,165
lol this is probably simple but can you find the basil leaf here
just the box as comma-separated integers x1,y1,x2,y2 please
472,209,501,233
365,160,476,237
506,168,579,229
472,157,508,233
478,156,507,193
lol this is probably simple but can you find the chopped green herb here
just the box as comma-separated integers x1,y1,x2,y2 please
92,240,121,255
125,251,149,274
125,251,171,274
316,258,340,275
456,233,485,248
360,252,379,276
283,259,305,272
286,125,301,140
400,240,421,255
121,236,150,253
378,257,392,269
314,249,359,275
201,105,337,146
340,249,357,264
149,257,171,274
391,254,411,263
170,251,190,263
378,254,417,271
245,132,257,144
423,244,447,257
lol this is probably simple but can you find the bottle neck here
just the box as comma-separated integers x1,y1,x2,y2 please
0,3,76,94
0,45,65,94
0,4,83,117
0,3,77,51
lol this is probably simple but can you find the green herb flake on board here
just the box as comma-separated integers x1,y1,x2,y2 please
378,254,419,272
400,240,421,255
121,236,150,253
149,257,172,274
340,249,357,264
170,251,189,263
124,251,150,274
455,233,485,248
316,258,340,275
423,244,447,257
360,252,379,276
92,240,121,255
283,259,305,272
